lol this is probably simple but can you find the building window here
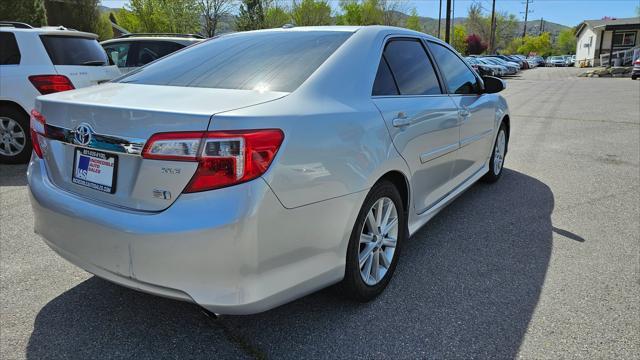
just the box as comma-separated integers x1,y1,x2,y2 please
612,32,636,48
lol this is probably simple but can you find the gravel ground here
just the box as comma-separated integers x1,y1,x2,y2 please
1,67,638,359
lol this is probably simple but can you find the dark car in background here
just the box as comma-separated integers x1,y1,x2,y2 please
465,56,499,77
101,33,204,74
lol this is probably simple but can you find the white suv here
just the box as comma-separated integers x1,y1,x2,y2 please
0,22,120,163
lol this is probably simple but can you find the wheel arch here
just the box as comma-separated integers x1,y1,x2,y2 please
375,170,410,215
501,114,510,152
0,100,29,118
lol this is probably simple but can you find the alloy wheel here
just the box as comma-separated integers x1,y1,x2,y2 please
358,197,398,286
494,130,506,175
0,117,26,156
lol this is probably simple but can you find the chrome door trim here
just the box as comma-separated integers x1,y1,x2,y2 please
44,124,146,155
419,142,459,164
459,128,493,148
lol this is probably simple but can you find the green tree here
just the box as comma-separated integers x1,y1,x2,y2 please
336,1,362,25
264,6,290,28
236,0,265,31
0,0,48,26
555,28,577,55
517,32,552,56
404,7,421,32
502,37,522,55
122,0,200,33
290,0,331,26
464,3,517,53
360,0,383,25
336,0,384,25
199,0,234,37
114,8,141,32
95,12,114,40
452,24,467,54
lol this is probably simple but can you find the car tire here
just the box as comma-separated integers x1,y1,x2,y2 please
0,105,32,164
632,75,638,80
341,180,407,302
482,122,508,183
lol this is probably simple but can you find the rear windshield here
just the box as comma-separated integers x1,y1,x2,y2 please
40,35,109,66
118,31,353,92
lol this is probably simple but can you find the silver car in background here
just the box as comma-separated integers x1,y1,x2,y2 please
28,26,510,314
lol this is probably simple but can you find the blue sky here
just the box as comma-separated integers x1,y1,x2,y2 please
101,0,640,27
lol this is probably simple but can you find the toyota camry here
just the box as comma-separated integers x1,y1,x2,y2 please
28,26,510,314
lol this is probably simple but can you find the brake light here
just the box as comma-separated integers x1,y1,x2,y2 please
30,109,46,158
29,75,75,95
142,129,284,192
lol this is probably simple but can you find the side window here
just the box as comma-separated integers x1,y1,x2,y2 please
133,41,183,67
428,42,479,95
372,57,398,96
380,39,441,96
0,32,21,65
103,42,131,67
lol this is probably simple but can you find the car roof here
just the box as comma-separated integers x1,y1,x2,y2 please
101,37,203,45
0,25,98,39
225,25,442,41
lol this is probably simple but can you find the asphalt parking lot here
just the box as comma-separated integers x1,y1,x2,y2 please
1,67,639,359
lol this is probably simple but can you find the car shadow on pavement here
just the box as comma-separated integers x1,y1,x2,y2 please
27,168,554,359
0,164,28,187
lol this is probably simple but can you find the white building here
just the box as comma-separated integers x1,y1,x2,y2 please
575,17,640,67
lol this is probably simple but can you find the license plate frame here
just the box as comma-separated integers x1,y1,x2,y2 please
71,147,118,194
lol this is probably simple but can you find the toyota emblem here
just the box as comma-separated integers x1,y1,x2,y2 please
73,123,93,146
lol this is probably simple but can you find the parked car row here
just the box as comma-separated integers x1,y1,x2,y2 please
465,54,542,78
545,55,575,67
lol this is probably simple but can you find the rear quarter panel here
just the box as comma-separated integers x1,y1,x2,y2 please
208,94,409,209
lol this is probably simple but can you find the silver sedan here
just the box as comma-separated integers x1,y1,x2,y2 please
28,26,510,314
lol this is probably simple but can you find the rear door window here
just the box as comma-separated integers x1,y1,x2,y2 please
380,39,442,96
132,41,184,67
40,35,109,66
103,42,131,67
372,57,399,96
428,42,480,95
119,31,352,92
0,32,21,65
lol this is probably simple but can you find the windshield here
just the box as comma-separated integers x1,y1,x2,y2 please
40,35,109,66
119,31,353,93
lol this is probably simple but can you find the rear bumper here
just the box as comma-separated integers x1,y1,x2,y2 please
28,157,363,314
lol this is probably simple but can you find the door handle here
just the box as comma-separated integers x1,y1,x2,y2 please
458,109,471,118
392,113,411,127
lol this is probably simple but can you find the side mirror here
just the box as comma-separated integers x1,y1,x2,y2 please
482,76,506,94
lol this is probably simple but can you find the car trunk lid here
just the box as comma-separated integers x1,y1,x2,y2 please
36,83,287,211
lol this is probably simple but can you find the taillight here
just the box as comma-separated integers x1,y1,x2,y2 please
142,129,284,192
30,109,46,158
29,75,75,95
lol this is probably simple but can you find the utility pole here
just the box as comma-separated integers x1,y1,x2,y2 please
438,0,442,39
539,17,543,35
489,0,497,54
445,0,452,44
521,0,532,40
452,0,456,38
